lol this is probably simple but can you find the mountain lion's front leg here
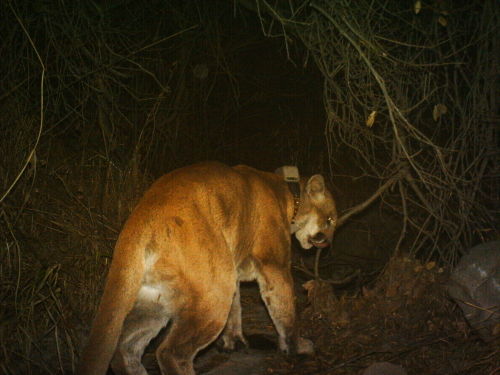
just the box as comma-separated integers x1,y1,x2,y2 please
256,264,314,355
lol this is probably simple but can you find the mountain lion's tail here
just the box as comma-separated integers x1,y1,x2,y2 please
77,234,146,375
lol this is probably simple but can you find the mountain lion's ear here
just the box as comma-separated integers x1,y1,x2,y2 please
306,175,325,201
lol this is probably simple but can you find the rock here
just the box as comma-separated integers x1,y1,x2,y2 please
197,348,268,375
447,241,500,343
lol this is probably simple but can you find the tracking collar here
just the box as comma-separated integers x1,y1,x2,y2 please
280,166,301,225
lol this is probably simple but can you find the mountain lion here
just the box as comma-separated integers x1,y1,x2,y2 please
78,161,337,375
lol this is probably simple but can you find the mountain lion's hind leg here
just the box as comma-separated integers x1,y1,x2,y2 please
156,286,234,375
220,282,248,351
110,298,169,375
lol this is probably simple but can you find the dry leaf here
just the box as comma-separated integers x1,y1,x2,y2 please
414,0,422,14
438,16,447,27
302,279,315,293
362,286,374,297
425,261,436,270
433,103,448,121
366,110,377,128
493,323,500,336
336,310,350,326
385,283,399,297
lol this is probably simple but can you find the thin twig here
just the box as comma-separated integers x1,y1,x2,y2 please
0,3,45,204
337,172,402,228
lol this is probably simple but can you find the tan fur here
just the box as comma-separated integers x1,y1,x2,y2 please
77,161,337,375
